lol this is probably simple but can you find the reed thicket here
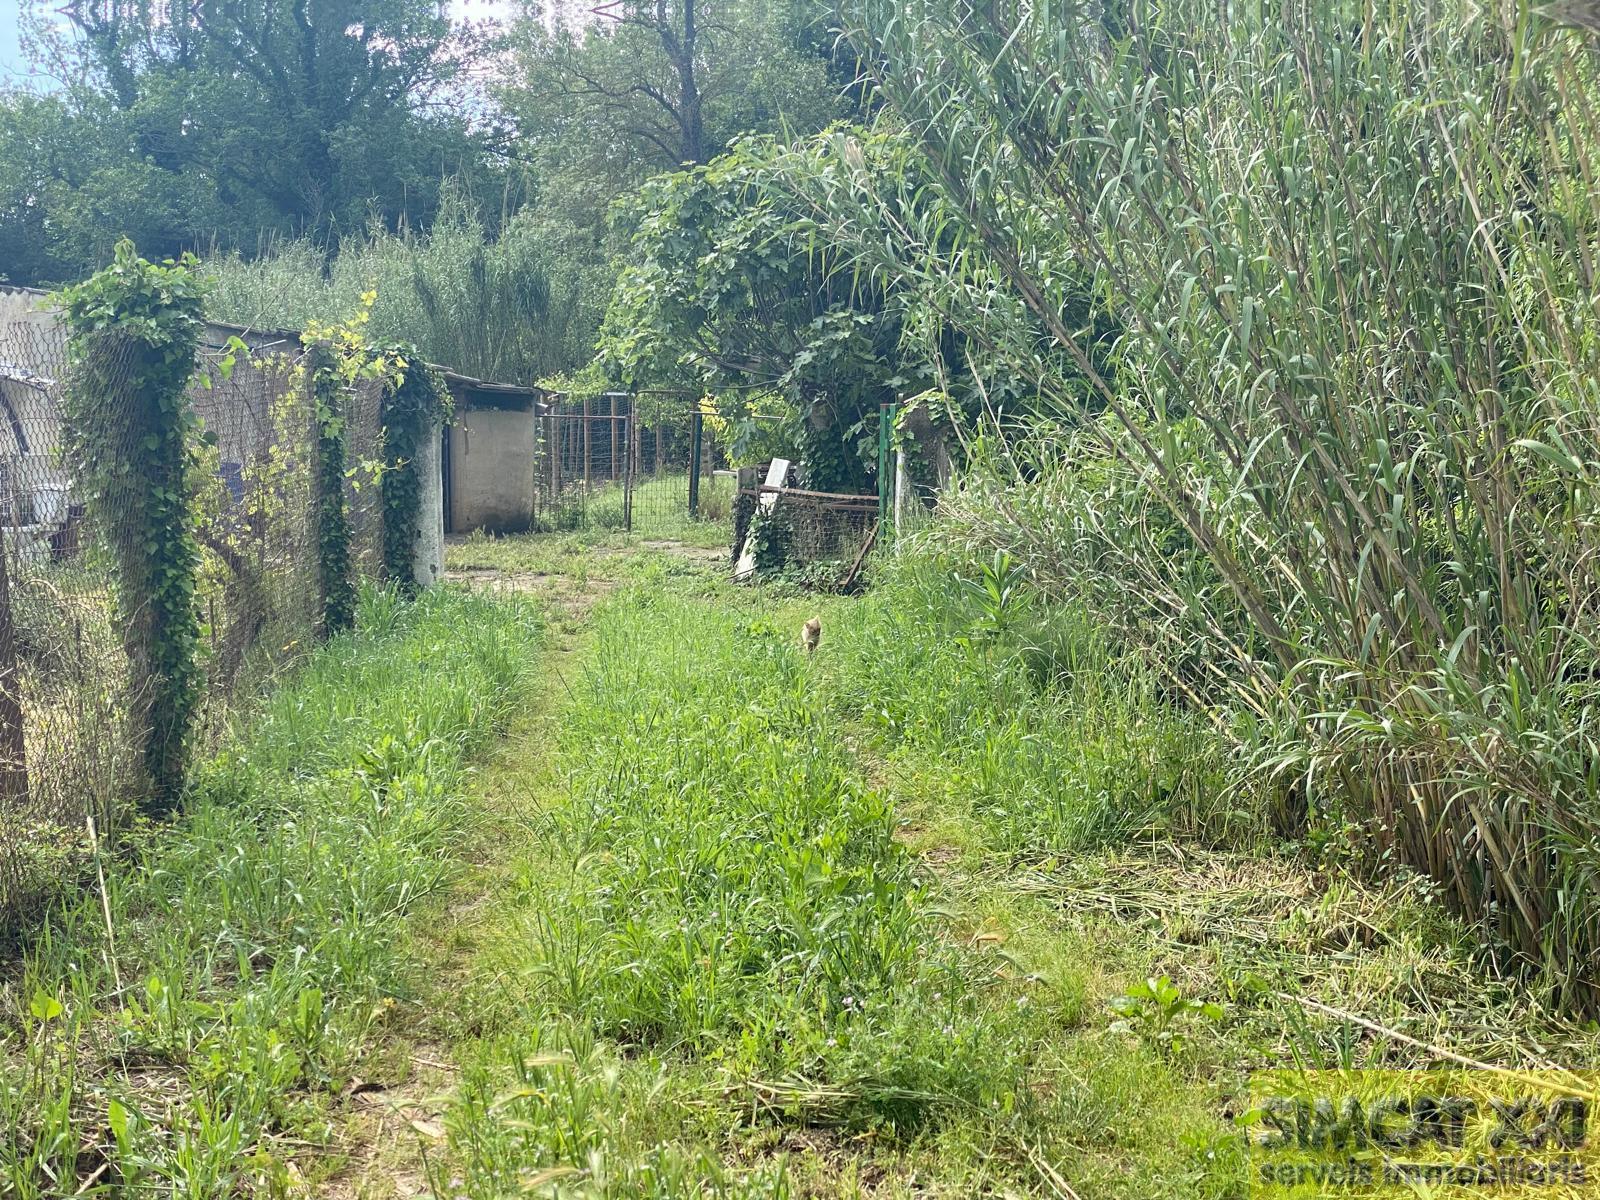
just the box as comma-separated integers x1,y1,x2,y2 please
818,0,1600,1010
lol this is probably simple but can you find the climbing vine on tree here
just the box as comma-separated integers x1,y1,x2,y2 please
379,356,452,597
55,240,206,817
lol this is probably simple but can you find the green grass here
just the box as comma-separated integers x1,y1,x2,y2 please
823,551,1247,855
0,583,542,1198
422,554,1241,1199
13,534,1595,1198
411,538,1600,1199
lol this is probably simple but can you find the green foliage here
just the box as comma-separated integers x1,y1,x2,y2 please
3,0,488,282
205,189,565,383
380,357,453,596
305,343,357,638
299,298,401,636
826,549,1247,852
600,141,903,491
491,0,856,372
1107,977,1225,1055
602,126,1113,489
0,585,541,1196
55,240,205,817
950,550,1032,652
837,0,1600,1012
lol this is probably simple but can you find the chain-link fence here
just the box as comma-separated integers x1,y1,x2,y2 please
532,393,734,536
0,306,388,937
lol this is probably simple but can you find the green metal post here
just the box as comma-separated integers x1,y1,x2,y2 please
688,409,704,518
623,396,635,532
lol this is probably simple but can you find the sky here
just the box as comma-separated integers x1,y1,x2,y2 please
0,0,36,85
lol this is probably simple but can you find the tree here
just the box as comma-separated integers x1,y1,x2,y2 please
494,0,852,375
506,1,848,182
599,125,1112,490
2,0,491,282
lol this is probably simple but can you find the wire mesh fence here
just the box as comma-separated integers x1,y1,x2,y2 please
730,462,880,589
532,393,735,536
0,307,387,937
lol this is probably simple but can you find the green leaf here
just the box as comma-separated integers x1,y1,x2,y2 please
30,989,63,1022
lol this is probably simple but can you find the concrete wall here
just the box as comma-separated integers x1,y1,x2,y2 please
447,405,536,533
413,421,444,587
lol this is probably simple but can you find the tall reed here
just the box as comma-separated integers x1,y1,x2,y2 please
823,0,1600,1010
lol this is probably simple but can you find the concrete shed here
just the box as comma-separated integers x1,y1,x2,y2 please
441,375,548,535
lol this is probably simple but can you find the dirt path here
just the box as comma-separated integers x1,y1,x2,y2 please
324,557,628,1200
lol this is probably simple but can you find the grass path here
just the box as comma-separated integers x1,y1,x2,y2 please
351,542,1233,1199
330,553,627,1199
338,534,1600,1200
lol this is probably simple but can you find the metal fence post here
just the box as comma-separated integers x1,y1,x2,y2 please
878,401,895,536
688,407,704,518
623,396,635,532
0,543,26,812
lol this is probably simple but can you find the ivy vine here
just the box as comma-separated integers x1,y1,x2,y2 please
55,240,205,817
305,341,356,637
379,356,452,598
300,294,399,637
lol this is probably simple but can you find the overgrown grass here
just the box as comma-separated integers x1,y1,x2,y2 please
425,560,1239,1199
825,549,1249,854
0,583,542,1197
827,0,1600,1012
419,538,1600,1197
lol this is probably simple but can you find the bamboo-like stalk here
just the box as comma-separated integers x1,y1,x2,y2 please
817,0,1600,1012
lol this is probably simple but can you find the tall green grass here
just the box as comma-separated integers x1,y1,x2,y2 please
824,0,1600,1011
432,574,1237,1197
0,584,541,1197
204,186,568,384
825,548,1244,854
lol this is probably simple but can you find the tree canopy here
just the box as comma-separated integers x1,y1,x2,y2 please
4,0,491,282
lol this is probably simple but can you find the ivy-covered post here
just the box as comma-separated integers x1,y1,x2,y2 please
379,357,452,597
307,341,356,637
57,241,204,817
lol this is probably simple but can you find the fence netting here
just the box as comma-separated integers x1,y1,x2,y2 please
533,394,733,535
731,462,880,588
0,313,387,936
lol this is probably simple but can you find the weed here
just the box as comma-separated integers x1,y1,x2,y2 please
1107,976,1226,1054
0,583,542,1196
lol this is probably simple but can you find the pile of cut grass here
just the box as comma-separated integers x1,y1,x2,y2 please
0,584,541,1198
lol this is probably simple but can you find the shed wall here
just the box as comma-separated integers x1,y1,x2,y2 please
447,406,536,533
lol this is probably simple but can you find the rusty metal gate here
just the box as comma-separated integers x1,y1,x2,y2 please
532,390,733,534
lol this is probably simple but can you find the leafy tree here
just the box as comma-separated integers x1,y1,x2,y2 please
496,0,854,378
599,125,1112,489
506,1,848,182
599,137,902,491
2,0,489,282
